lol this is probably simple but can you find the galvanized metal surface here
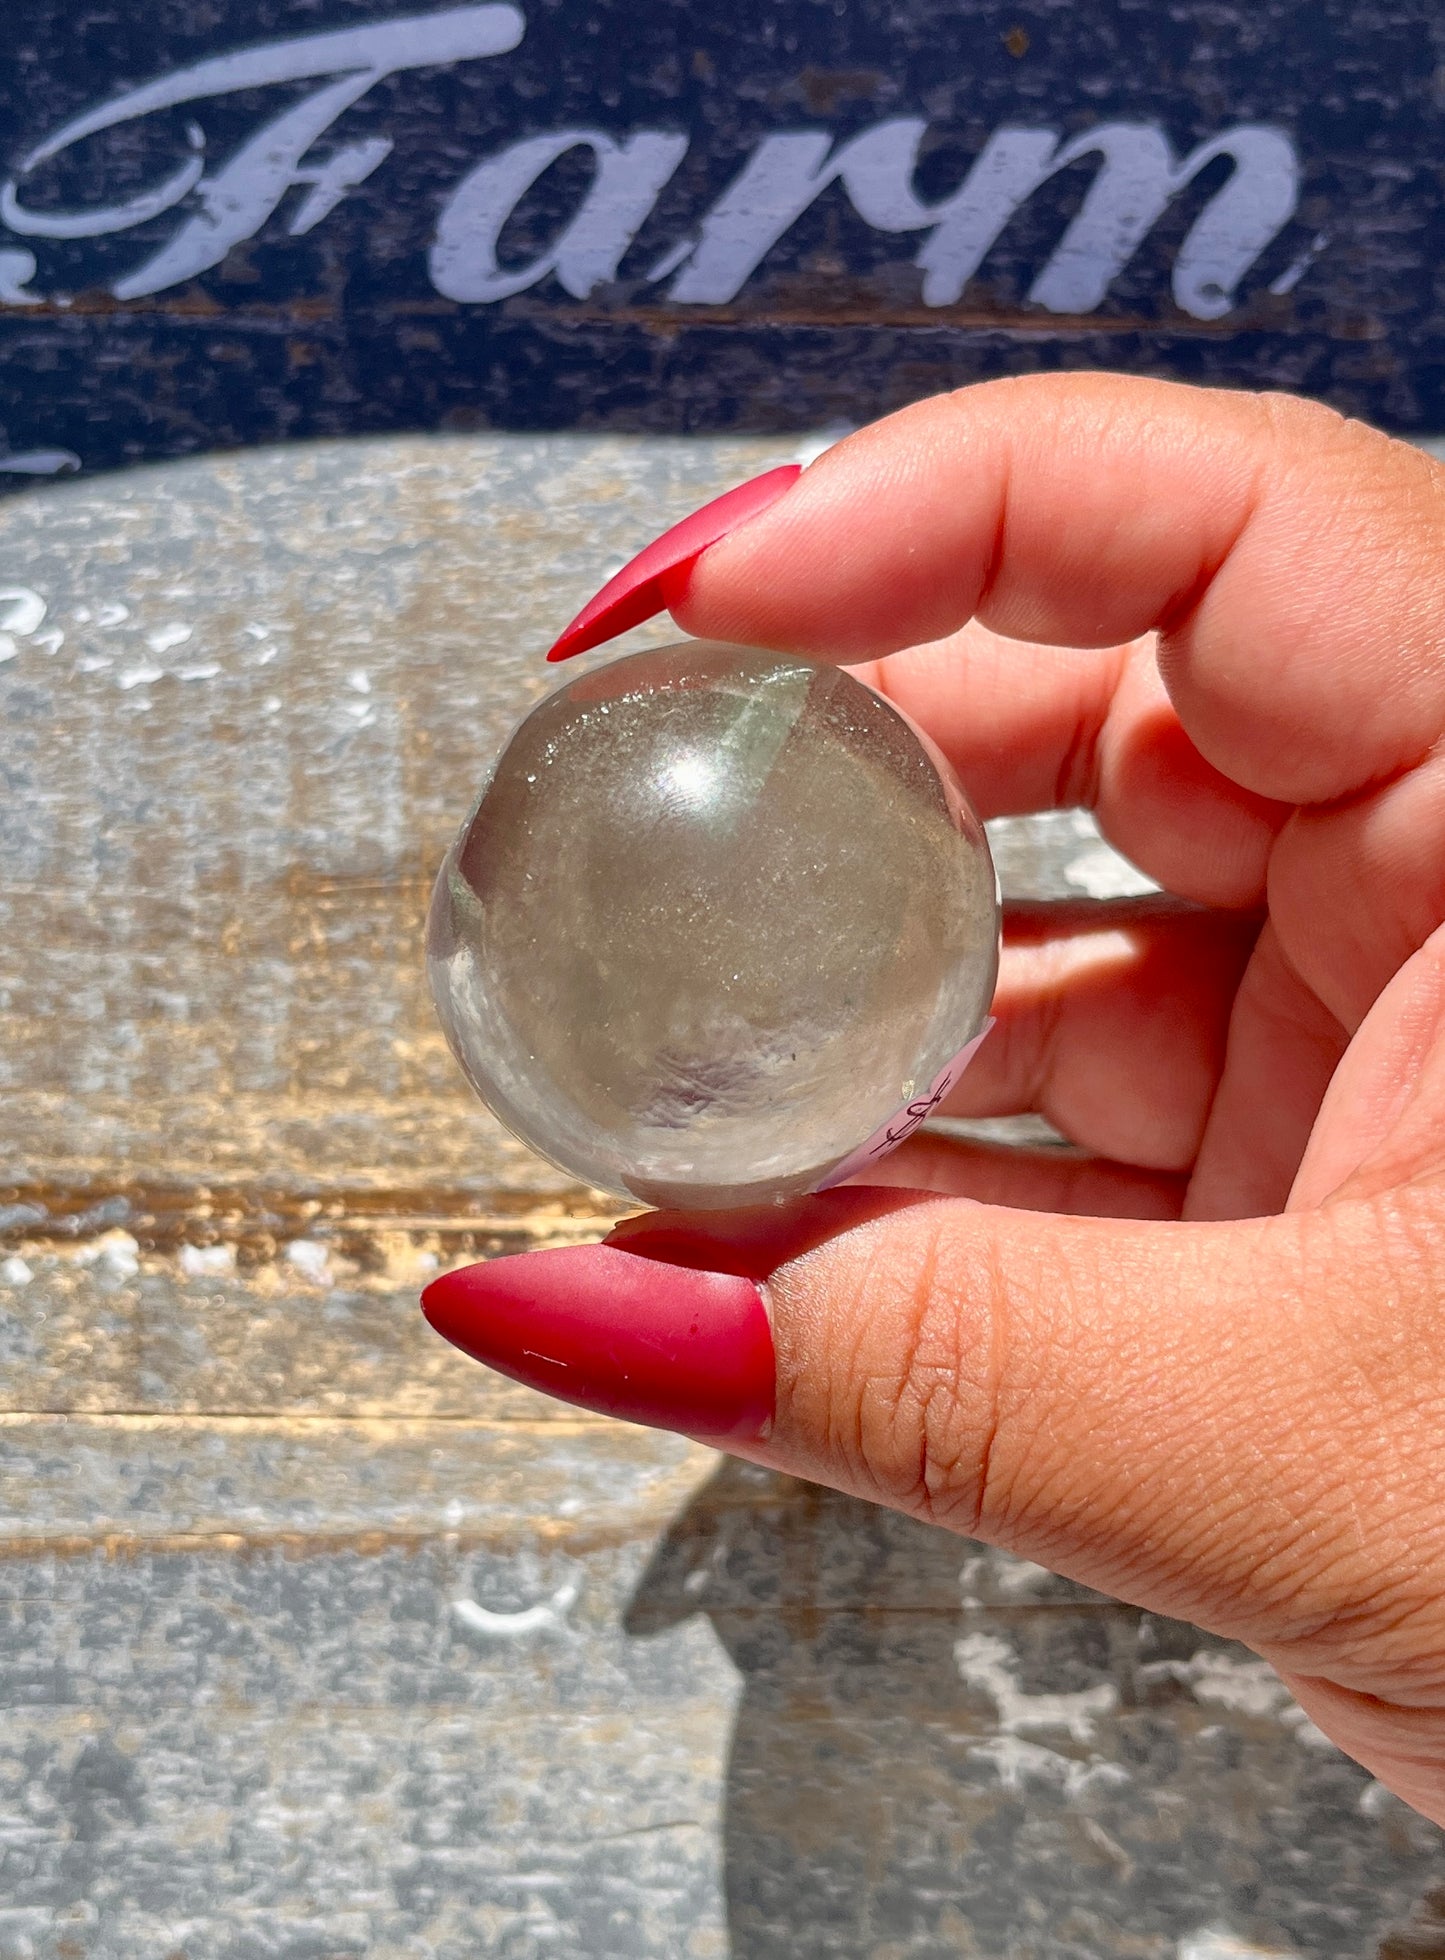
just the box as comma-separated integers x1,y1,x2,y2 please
0,435,1442,1957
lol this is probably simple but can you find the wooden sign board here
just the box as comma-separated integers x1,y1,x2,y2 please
1,0,1439,479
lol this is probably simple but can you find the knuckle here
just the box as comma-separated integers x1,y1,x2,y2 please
818,1206,1010,1535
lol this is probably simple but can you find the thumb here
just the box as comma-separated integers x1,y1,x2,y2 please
422,1182,1443,1671
612,1189,1425,1656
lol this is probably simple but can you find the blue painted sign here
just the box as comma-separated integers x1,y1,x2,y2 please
0,0,1438,477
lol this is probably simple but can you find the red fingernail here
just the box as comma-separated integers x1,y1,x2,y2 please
421,1244,774,1441
545,463,802,663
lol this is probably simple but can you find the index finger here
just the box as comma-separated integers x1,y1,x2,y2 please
673,374,1445,808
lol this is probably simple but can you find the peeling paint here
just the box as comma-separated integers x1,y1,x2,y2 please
452,1572,581,1635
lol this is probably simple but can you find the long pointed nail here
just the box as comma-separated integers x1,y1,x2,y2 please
421,1244,775,1441
545,463,802,663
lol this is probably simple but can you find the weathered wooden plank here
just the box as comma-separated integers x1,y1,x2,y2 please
0,433,788,1197
0,1413,704,1551
0,1452,1440,1958
1,0,1444,475
0,1221,617,1421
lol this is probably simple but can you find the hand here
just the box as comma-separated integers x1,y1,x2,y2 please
424,375,1445,1824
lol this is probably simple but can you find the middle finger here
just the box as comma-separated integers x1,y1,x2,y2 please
854,622,1291,909
944,899,1261,1171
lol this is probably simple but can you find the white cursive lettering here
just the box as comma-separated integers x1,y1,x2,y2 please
665,116,1299,319
431,128,688,302
0,7,1309,323
666,120,931,304
2,6,525,298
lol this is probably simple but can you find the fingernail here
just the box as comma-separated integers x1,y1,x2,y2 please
421,1244,775,1441
545,463,802,663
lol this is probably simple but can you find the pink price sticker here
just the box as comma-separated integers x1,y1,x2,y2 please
818,1020,996,1189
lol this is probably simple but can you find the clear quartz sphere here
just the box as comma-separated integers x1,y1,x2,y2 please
428,640,999,1209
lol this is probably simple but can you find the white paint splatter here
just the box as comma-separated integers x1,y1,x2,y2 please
0,637,16,665
0,588,47,637
989,1557,1055,1598
117,663,164,690
145,622,194,654
96,1233,140,1281
261,696,282,716
345,669,371,693
180,1243,235,1279
967,1735,1130,1798
175,662,222,681
452,1575,581,1638
0,1256,33,1287
285,1239,332,1287
955,1629,1117,1742
1140,1650,1335,1748
96,602,130,628
75,655,112,673
1177,1927,1299,1960
242,622,272,640
954,1628,1128,1796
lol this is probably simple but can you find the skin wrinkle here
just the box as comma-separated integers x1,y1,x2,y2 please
1222,1212,1445,1664
1297,1564,1445,1694
896,1219,956,1531
949,385,1012,634
1188,923,1349,1219
862,1209,962,1526
834,1229,901,1506
971,1217,1103,1553
951,1211,1015,1545
1048,635,1126,812
1150,392,1271,645
987,1211,1380,1644
861,1134,1187,1219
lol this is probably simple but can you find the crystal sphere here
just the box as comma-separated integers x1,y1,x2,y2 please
428,640,998,1208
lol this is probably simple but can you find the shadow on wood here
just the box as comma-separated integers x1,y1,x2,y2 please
628,1461,1444,1960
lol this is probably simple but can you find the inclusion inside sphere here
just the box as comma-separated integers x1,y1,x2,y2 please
428,640,999,1208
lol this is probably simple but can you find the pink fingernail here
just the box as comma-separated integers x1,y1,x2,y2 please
545,463,801,663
